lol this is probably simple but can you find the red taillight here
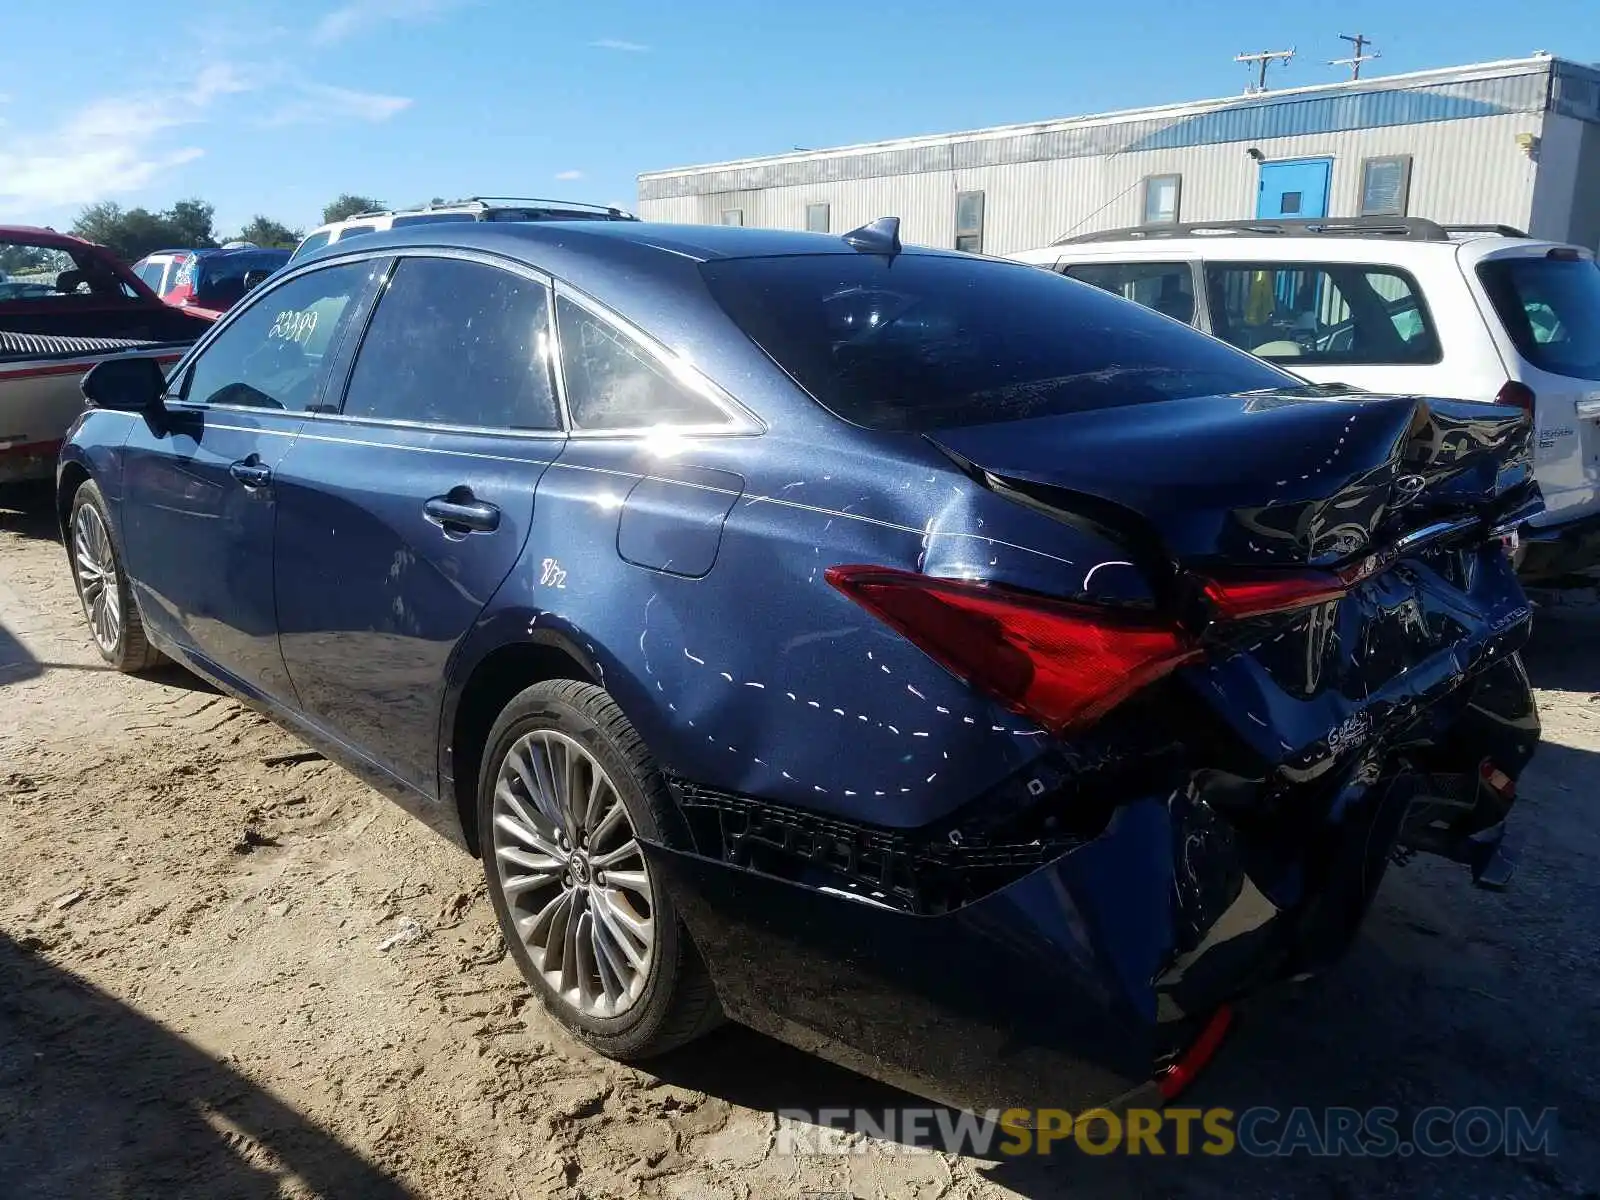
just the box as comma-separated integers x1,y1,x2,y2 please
1201,571,1349,619
824,565,1199,734
1495,380,1536,416
1158,1004,1234,1100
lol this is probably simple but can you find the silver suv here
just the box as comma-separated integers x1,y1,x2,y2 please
288,197,638,263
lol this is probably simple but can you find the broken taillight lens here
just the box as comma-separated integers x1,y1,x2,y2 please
1495,380,1536,416
824,565,1200,734
1201,571,1350,619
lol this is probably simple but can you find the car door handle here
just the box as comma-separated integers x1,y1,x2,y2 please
424,493,500,534
229,458,273,488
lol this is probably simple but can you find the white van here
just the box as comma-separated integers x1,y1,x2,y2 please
288,197,638,264
1013,218,1600,581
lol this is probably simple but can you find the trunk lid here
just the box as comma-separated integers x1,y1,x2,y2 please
927,389,1536,569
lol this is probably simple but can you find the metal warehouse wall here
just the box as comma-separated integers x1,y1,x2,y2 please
639,113,1544,255
1533,113,1600,251
635,57,1600,254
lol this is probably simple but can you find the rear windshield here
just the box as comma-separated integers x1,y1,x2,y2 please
1477,256,1600,382
699,253,1293,431
193,251,289,307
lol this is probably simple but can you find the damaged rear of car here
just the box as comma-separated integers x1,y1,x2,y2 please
642,244,1541,1116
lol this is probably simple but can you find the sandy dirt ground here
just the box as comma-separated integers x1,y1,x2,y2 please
1,485,1597,1199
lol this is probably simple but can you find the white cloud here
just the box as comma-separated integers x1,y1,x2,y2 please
313,0,466,45
0,59,405,220
590,38,650,52
0,71,239,214
554,169,585,181
261,83,413,128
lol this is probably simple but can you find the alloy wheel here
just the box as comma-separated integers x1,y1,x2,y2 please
73,504,121,655
490,729,656,1018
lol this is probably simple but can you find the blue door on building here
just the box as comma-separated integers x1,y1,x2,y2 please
1257,158,1332,219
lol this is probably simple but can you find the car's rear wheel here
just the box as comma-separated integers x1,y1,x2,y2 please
68,480,162,673
478,679,722,1059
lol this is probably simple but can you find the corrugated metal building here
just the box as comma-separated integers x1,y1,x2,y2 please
637,55,1600,255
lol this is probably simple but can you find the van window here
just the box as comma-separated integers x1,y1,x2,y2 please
291,231,331,261
700,252,1292,432
1477,256,1600,382
1204,263,1440,366
1062,262,1195,324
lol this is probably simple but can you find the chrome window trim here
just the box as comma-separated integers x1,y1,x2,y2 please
297,410,568,441
551,281,765,438
160,242,763,441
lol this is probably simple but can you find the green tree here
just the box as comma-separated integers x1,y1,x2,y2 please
166,198,219,248
70,198,220,262
235,216,303,248
322,194,385,224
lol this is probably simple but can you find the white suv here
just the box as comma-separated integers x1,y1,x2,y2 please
288,196,638,264
1013,218,1600,581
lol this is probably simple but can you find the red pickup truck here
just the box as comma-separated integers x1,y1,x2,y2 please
1,226,216,485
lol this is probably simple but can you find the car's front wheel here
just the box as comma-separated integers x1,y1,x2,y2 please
68,480,162,673
478,679,722,1060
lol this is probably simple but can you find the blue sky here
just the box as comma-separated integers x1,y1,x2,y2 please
1,0,1596,236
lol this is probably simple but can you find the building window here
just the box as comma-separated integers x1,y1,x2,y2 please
721,209,744,226
1360,156,1413,217
955,191,985,252
805,203,830,233
1142,174,1182,225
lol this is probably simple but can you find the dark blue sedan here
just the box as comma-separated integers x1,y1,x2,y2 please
57,218,1542,1113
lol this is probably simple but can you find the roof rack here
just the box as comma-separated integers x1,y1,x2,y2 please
346,197,637,222
1440,223,1529,238
1055,216,1534,245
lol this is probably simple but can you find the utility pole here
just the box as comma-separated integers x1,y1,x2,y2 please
1236,49,1296,94
1330,33,1380,80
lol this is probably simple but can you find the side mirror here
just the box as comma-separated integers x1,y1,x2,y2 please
81,355,168,414
241,269,273,292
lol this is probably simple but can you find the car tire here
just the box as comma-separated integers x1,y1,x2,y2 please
68,479,163,674
478,679,723,1060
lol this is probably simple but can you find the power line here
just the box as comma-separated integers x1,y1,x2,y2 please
1330,33,1380,80
1235,49,1296,94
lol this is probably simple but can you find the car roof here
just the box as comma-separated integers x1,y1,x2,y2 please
1014,223,1579,267
297,219,966,272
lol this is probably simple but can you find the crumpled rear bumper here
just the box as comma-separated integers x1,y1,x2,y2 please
644,657,1539,1116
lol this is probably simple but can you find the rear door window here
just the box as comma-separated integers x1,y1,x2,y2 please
340,256,560,430
1061,261,1196,324
698,252,1290,431
1203,263,1440,366
1476,256,1600,382
556,296,732,430
179,262,377,410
